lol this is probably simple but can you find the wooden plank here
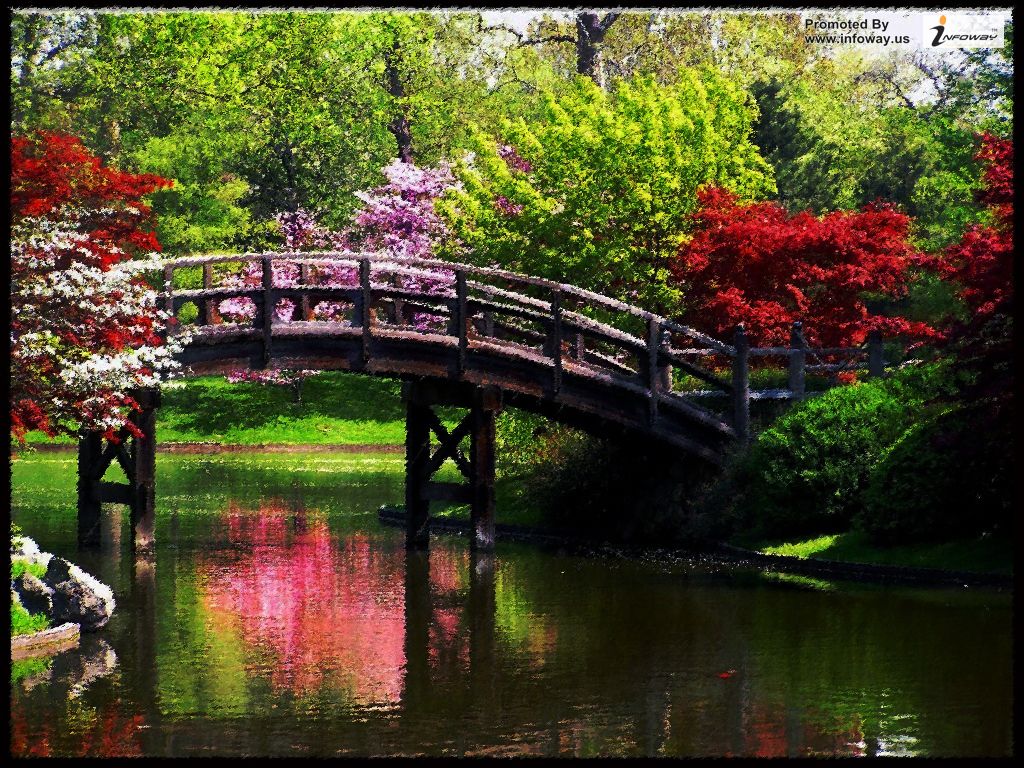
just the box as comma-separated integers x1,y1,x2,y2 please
359,258,372,362
425,411,473,479
470,391,498,553
130,388,158,551
646,317,661,426
261,256,274,366
95,480,133,505
868,330,885,378
298,263,314,321
404,386,431,550
456,270,468,375
732,324,750,443
77,432,103,547
549,288,562,395
201,262,222,325
789,321,806,400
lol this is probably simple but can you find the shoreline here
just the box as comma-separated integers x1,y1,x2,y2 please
377,506,1013,589
14,446,1009,588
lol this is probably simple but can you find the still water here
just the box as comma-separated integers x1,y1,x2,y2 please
10,452,1013,757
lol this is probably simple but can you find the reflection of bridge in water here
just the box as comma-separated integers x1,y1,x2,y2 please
105,498,877,757
76,253,893,553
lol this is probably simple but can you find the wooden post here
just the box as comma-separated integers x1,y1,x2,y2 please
788,321,806,400
77,431,103,547
646,317,662,426
456,269,468,375
732,324,750,443
298,262,314,321
867,330,885,379
549,288,563,395
470,387,500,553
261,255,274,366
468,551,497,708
572,332,585,361
402,549,431,709
200,262,221,325
129,388,159,552
658,329,673,391
404,382,431,550
359,258,372,362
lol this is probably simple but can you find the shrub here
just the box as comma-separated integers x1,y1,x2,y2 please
725,363,957,539
858,401,1013,544
11,601,49,636
510,423,715,546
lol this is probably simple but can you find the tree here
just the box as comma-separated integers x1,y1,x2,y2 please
216,159,458,331
670,186,940,347
934,133,1013,319
439,73,775,313
10,131,184,443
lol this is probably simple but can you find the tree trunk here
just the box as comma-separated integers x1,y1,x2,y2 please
575,12,619,88
384,41,414,163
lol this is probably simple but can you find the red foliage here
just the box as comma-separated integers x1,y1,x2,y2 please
11,131,169,259
670,187,939,348
10,131,173,441
933,133,1013,318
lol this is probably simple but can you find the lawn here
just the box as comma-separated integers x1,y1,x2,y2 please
741,530,1013,575
22,372,419,447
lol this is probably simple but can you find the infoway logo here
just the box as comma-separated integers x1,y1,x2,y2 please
925,13,1003,48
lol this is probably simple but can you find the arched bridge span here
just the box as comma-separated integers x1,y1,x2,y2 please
78,253,891,553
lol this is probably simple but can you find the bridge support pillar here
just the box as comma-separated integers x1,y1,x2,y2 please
77,388,160,552
402,380,502,552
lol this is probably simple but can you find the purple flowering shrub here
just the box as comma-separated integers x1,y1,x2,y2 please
216,160,461,330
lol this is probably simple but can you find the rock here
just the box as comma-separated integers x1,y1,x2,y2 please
43,557,116,631
12,536,52,569
69,637,119,699
12,571,54,616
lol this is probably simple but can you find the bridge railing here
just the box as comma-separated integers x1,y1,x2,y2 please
155,253,906,443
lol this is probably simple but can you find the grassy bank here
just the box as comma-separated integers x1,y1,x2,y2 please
11,558,49,638
733,531,1013,576
22,373,420,447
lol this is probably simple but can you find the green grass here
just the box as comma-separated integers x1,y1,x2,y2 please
742,530,1012,575
11,559,47,580
11,557,51,637
11,655,52,684
11,656,52,685
21,372,430,447
11,601,49,637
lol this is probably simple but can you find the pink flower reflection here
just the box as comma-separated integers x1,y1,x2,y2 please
201,503,407,704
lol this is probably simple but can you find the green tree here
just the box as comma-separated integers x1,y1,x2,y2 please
439,72,775,313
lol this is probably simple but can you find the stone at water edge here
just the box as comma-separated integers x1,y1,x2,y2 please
11,535,52,569
12,571,54,616
43,556,116,632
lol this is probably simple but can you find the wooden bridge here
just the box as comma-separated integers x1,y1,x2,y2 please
77,252,892,554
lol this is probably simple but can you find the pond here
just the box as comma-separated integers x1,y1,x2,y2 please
10,452,1013,757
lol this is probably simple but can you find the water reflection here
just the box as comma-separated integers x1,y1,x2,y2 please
9,453,1013,757
200,501,407,704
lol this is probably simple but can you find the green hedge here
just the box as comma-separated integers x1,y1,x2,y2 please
858,401,1013,544
724,363,958,540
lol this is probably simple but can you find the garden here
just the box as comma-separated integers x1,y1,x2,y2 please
9,8,1014,758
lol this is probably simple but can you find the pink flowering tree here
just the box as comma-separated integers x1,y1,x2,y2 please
219,160,461,395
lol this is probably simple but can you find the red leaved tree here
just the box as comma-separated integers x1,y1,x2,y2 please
10,131,181,443
669,187,940,348
933,133,1013,318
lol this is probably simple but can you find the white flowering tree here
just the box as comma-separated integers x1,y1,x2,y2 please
10,131,186,444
